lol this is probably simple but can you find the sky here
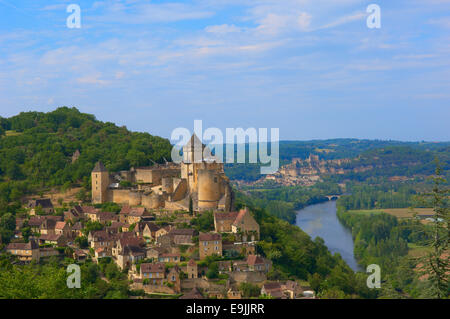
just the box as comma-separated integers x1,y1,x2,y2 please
0,0,449,142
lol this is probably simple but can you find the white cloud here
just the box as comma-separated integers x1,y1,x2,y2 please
205,24,241,34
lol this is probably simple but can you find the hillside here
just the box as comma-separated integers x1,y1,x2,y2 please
0,107,172,211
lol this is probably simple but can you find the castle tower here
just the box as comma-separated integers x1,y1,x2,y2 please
181,134,223,193
91,161,109,204
197,169,222,210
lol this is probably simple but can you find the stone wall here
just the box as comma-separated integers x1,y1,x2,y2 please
229,271,266,283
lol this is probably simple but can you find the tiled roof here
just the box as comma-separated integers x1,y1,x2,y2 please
247,255,265,266
28,198,53,209
120,206,146,216
169,228,195,237
92,161,107,172
6,239,39,250
55,221,67,230
141,263,165,273
232,208,249,226
180,287,204,299
81,206,98,214
187,259,197,267
72,222,83,230
214,212,238,221
39,233,63,241
199,232,221,242
141,222,160,232
98,212,117,220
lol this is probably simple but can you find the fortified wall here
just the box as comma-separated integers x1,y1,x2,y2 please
91,135,234,212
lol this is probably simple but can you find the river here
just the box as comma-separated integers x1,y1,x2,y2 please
295,200,362,272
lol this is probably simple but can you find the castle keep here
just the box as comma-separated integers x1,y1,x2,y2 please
92,135,234,212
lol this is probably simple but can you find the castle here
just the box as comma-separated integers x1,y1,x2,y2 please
91,134,234,212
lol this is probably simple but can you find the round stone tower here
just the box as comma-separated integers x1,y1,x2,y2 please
197,169,221,210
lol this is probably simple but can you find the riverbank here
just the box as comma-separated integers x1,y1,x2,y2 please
296,200,362,272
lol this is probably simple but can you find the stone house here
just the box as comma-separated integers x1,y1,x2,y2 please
261,282,284,299
214,212,238,232
117,245,145,270
231,208,260,241
158,252,181,263
155,226,171,239
54,221,71,238
281,281,302,299
6,238,40,262
137,221,160,239
71,222,83,237
38,233,66,246
140,263,166,286
64,205,85,222
167,266,181,293
119,206,150,224
233,255,272,274
214,208,260,241
198,232,222,260
88,230,115,252
97,212,118,224
28,198,54,216
227,287,242,299
186,259,198,279
169,228,196,245
95,247,110,259
180,287,204,299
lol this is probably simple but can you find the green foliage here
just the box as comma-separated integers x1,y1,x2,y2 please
206,262,219,279
82,221,104,236
75,236,89,249
0,107,172,204
0,255,129,299
236,193,371,298
239,282,260,298
190,211,214,232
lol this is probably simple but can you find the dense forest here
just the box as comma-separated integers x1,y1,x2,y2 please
336,204,443,298
338,183,423,210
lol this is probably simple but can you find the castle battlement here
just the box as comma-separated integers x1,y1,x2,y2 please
91,135,234,212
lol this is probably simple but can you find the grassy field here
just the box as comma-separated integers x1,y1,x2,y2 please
348,208,435,219
408,243,432,258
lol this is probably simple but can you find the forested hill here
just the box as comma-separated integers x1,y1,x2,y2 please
0,107,172,208
226,141,450,182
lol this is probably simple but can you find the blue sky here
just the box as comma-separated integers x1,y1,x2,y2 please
0,0,449,141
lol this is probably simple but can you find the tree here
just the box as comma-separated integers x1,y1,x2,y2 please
239,282,260,298
75,236,89,248
206,262,219,279
189,196,193,215
418,160,449,298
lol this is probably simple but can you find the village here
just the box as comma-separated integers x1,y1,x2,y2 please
2,136,315,299
4,197,316,299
